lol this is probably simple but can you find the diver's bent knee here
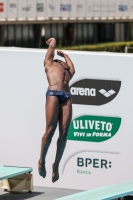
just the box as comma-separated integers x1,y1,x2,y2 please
42,132,53,141
46,125,57,134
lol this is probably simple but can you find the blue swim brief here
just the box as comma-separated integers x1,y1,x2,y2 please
46,90,71,103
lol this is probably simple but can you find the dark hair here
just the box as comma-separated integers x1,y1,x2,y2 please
53,59,59,62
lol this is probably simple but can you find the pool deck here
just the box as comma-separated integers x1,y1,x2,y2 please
0,186,82,200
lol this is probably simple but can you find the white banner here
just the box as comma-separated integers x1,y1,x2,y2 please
70,0,78,19
46,0,52,18
52,0,60,19
129,0,133,18
86,0,93,19
7,0,17,20
1,49,133,190
93,0,101,18
121,0,129,18
108,0,115,18
101,0,108,18
0,0,133,21
60,0,71,18
18,0,27,20
36,0,46,19
115,0,123,18
27,0,36,20
77,0,86,19
0,0,7,20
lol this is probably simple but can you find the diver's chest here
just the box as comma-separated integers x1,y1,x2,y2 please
50,67,70,80
54,66,68,75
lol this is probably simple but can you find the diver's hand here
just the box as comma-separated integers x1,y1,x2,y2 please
57,50,66,57
46,38,56,46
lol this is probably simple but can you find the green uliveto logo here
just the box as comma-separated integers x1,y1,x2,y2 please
68,115,121,142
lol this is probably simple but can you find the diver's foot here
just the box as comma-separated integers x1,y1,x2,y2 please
38,160,46,178
52,163,59,183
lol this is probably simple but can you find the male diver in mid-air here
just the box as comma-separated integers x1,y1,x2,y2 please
38,37,75,183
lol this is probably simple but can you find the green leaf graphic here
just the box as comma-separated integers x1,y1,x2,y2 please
68,115,121,142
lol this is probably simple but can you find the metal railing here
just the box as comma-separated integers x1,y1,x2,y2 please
125,46,133,53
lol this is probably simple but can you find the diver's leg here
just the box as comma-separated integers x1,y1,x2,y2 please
52,98,72,182
38,96,60,178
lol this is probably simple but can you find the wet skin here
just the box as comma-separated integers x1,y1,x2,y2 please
38,39,75,183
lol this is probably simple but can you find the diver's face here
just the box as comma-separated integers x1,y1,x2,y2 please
57,60,69,69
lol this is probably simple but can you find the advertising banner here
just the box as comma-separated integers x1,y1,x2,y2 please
93,0,101,18
60,0,71,18
7,0,17,20
52,0,60,19
46,0,52,18
69,0,78,19
0,0,7,20
36,0,46,19
101,0,108,18
129,0,133,18
18,0,27,20
27,0,36,20
77,0,86,19
86,0,93,19
115,0,123,18
0,0,132,21
1,49,133,191
108,0,115,18
121,0,129,18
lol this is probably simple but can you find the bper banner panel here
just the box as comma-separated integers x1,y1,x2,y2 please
18,0,27,20
122,0,129,18
36,0,46,19
115,0,123,18
0,48,133,190
93,0,101,18
27,0,36,19
86,0,93,19
61,0,71,18
1,0,133,21
52,0,60,19
8,0,17,20
128,0,133,18
101,0,108,18
0,0,7,20
46,0,53,18
108,0,115,18
77,0,86,19
69,0,78,19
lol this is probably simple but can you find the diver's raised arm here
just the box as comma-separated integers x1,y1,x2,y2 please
44,38,56,68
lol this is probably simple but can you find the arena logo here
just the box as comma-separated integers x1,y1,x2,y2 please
68,115,121,142
71,87,96,96
70,79,121,106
